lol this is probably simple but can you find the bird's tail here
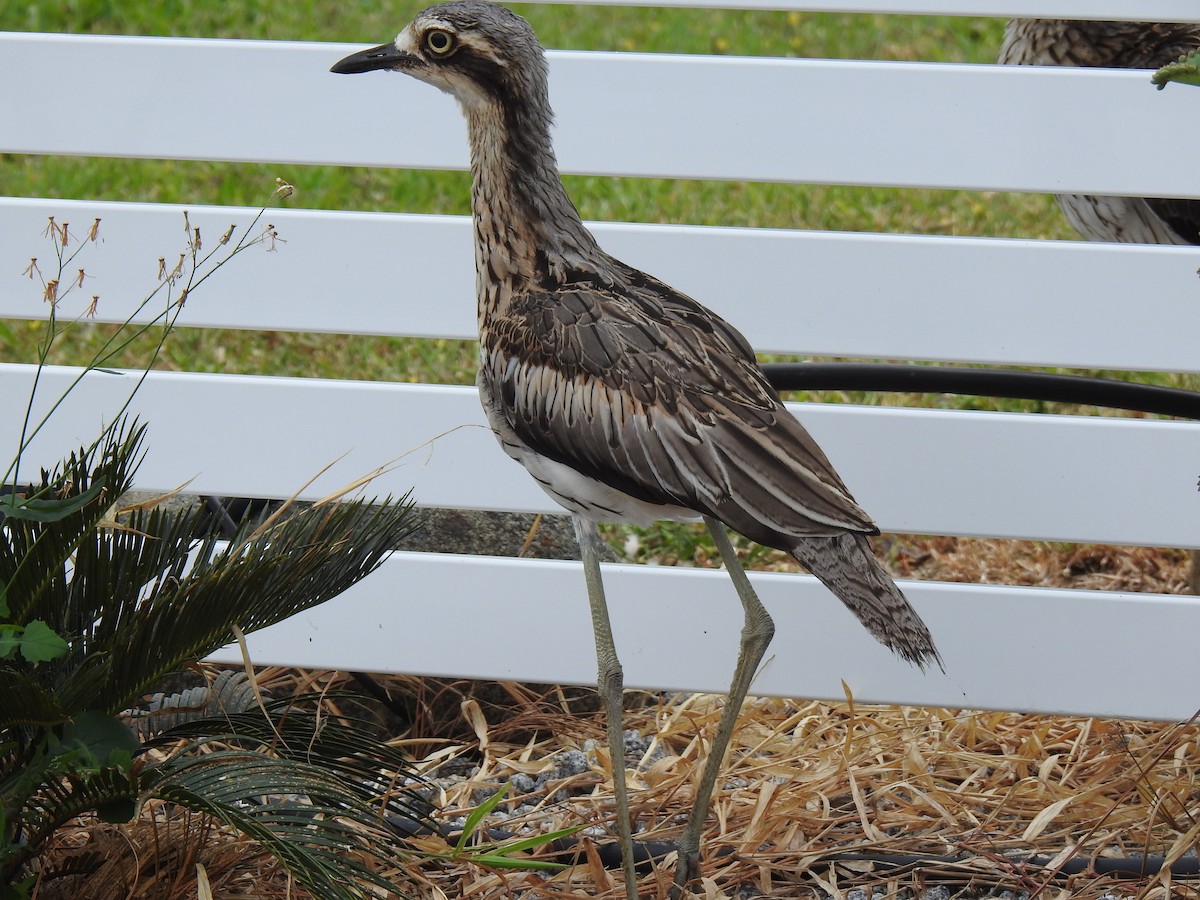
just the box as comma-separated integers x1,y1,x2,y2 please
792,532,942,671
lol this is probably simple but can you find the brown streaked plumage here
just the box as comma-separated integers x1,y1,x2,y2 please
1000,18,1200,244
332,5,939,896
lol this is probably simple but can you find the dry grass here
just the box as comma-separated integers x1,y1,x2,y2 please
886,536,1191,596
32,811,298,899
41,686,1200,899
629,527,1193,598
407,695,1200,900
33,537,1200,899
240,660,1200,900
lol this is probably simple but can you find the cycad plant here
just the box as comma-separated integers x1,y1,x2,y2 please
1,193,434,898
1,420,433,898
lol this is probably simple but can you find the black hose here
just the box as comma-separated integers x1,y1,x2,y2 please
385,812,1199,881
224,360,1200,881
200,494,242,538
760,362,1200,420
826,850,1199,879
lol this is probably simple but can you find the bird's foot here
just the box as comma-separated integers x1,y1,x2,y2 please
668,851,701,900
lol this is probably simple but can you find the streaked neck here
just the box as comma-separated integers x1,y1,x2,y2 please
464,101,606,308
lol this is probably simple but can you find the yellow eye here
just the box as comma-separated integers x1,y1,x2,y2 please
425,28,457,57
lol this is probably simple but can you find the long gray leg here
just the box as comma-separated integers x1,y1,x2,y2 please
670,517,776,898
574,516,639,900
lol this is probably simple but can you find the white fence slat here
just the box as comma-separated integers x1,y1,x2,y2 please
3,34,1200,197
555,58,1198,197
4,365,1199,548
5,197,1200,373
207,551,1200,722
518,0,1200,22
6,9,1200,722
0,198,478,341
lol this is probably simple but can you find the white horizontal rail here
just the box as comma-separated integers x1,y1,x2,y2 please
4,365,1199,548
8,13,1200,723
6,197,1200,373
518,1,1200,22
3,34,1199,197
207,550,1200,722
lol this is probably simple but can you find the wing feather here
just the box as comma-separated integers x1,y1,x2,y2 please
481,273,877,548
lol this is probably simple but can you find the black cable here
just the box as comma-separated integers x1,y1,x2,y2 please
760,362,1200,421
384,814,1200,881
827,850,1199,879
216,360,1200,881
200,495,242,539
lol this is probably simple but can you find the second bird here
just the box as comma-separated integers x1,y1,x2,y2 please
1000,18,1200,245
332,3,940,896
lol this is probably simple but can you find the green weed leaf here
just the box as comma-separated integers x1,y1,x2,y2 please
464,824,583,870
96,796,138,824
480,826,582,857
456,784,508,853
58,710,141,770
16,620,68,663
0,479,106,523
468,854,567,871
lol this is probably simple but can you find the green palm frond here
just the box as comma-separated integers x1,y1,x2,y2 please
6,765,143,876
149,747,419,900
92,494,421,711
4,419,431,894
143,692,433,828
1,420,146,624
0,669,67,730
6,418,423,719
7,692,436,896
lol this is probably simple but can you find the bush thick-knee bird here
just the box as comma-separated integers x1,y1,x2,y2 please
332,4,940,895
1000,19,1200,245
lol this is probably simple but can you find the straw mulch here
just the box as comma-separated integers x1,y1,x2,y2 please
34,536,1200,899
392,690,1200,900
39,689,1200,900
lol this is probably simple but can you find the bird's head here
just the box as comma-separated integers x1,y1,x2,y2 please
330,1,547,112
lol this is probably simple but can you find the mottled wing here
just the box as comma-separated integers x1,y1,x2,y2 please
1142,198,1200,245
1001,20,1200,68
1105,22,1200,69
481,270,878,547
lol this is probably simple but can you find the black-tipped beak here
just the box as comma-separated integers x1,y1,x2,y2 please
331,42,414,75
